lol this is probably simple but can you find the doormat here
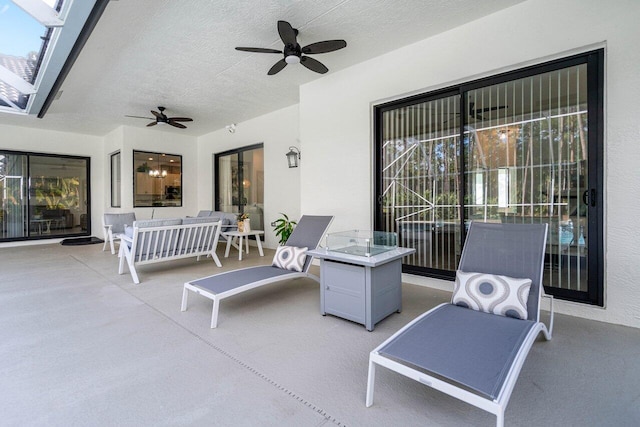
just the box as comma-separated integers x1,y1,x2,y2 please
60,236,104,246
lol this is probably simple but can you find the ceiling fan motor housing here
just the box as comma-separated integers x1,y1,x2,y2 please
284,43,301,63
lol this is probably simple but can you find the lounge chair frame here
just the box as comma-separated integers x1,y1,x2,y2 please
181,215,333,328
366,222,554,427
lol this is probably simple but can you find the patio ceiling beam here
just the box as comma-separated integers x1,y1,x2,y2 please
11,0,64,27
0,64,36,95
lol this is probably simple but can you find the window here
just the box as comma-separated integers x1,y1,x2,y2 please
133,151,182,207
215,144,264,231
375,49,604,306
110,151,120,207
0,150,90,241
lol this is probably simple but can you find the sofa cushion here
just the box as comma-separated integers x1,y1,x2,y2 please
104,212,136,234
133,218,182,228
210,211,237,232
182,217,220,225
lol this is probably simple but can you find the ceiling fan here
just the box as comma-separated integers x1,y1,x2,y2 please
125,107,193,129
235,20,347,75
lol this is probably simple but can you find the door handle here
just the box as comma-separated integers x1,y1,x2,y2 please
582,189,597,207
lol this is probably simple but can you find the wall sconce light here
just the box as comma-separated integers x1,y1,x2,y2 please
226,123,237,133
286,146,301,168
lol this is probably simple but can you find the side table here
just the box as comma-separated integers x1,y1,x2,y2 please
306,247,415,331
222,230,265,261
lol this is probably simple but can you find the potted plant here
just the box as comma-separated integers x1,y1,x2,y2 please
273,213,297,245
237,212,249,232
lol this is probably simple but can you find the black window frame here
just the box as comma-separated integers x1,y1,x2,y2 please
0,149,91,242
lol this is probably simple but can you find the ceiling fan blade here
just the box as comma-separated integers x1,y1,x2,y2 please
125,115,154,120
168,121,187,129
300,56,328,74
302,40,347,54
146,121,157,127
278,20,297,45
168,117,193,122
235,47,282,54
151,110,163,119
267,59,287,75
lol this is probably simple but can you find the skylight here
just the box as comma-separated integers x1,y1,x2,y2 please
0,0,109,118
0,0,60,112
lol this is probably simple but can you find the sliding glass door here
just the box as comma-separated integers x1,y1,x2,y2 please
0,152,28,239
378,93,462,277
0,150,90,242
215,144,264,231
375,50,603,305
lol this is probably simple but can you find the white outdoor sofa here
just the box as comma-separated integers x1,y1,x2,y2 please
118,216,223,284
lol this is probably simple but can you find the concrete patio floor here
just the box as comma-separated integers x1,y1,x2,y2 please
1,241,639,426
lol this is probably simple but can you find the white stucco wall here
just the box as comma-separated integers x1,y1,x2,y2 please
299,0,640,328
0,123,104,241
197,104,301,249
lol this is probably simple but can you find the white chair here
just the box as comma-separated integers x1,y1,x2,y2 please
102,212,136,254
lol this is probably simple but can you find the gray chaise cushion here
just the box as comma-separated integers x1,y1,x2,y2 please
190,266,295,295
379,303,536,400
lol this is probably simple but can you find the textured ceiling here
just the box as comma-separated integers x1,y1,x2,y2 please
0,0,526,137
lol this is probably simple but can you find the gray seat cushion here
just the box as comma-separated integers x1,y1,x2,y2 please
104,212,136,234
379,303,536,400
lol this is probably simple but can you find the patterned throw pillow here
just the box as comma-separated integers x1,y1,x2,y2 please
452,270,532,320
272,246,308,272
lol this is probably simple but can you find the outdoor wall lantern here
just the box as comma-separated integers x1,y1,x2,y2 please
286,146,301,168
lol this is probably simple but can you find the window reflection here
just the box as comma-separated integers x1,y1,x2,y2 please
133,151,182,207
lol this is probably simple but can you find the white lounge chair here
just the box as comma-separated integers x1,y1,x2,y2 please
181,215,333,328
366,221,554,427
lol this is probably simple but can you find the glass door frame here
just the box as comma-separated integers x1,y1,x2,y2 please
374,49,604,306
214,143,264,236
0,149,91,242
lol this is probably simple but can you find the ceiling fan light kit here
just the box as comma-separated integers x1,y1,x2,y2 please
235,20,347,75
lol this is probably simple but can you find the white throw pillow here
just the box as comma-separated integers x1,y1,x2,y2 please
452,270,532,320
272,246,308,272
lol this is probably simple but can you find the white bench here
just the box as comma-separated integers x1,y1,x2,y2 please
118,217,223,284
